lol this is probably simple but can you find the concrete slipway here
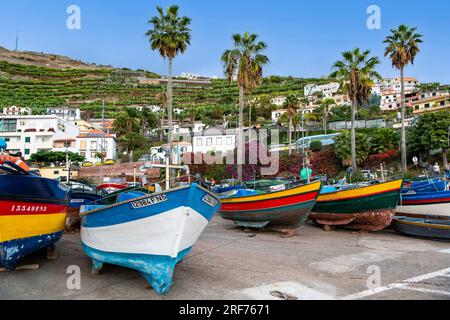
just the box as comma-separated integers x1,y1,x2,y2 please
1,217,449,300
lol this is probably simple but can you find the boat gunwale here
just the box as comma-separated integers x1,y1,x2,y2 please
317,179,403,203
220,180,322,204
393,217,450,230
80,183,220,217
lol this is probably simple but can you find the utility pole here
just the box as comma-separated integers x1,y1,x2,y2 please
15,30,19,51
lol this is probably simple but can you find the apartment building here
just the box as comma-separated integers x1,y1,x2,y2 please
76,130,117,163
0,115,79,159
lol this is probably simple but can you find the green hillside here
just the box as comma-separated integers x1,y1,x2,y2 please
0,57,330,124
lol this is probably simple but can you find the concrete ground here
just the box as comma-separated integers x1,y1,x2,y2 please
1,217,449,300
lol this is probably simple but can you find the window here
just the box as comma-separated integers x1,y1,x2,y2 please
216,137,223,146
206,138,213,146
25,149,30,155
91,152,97,158
196,138,203,146
90,141,97,149
425,103,430,109
25,137,31,143
53,171,60,175
0,119,17,132
80,141,86,150
226,137,233,145
440,101,445,106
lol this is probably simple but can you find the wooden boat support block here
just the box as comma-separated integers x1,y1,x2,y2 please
0,264,40,272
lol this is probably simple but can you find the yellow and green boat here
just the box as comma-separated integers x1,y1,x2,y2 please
310,179,403,231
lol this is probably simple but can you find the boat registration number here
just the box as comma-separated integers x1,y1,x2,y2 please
130,194,168,209
202,194,218,207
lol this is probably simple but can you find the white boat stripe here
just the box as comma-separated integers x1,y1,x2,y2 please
81,207,208,257
342,267,450,300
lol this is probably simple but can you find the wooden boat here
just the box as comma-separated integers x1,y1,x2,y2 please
310,179,404,231
402,179,447,194
67,192,103,231
0,160,70,270
80,183,221,295
392,214,450,241
219,180,322,229
396,190,450,217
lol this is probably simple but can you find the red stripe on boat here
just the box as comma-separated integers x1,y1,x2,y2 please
221,191,318,212
0,200,67,216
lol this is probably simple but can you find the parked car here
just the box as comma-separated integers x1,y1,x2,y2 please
82,161,93,167
104,159,116,166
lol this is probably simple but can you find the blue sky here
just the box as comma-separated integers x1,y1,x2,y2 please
0,0,449,83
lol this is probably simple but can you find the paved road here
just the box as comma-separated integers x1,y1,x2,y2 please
1,217,449,300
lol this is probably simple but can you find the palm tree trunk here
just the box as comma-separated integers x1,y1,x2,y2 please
288,116,293,156
443,149,448,167
237,85,245,182
159,109,163,142
400,68,407,175
167,57,174,164
351,99,357,172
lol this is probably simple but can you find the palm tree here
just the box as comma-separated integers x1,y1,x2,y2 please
146,5,191,159
320,98,336,135
283,95,300,156
331,48,381,171
221,32,269,181
384,25,423,174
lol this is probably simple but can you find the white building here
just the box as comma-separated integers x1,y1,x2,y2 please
373,77,420,95
76,130,117,163
271,96,287,107
304,83,340,98
271,109,288,124
192,127,236,154
179,72,210,81
3,106,32,116
0,115,80,159
47,107,81,121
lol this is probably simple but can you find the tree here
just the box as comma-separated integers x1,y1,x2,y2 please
369,128,399,155
334,131,370,167
221,32,269,181
30,151,84,164
146,5,192,161
141,108,158,137
411,111,450,166
384,25,423,174
331,48,381,171
318,98,336,134
283,95,299,156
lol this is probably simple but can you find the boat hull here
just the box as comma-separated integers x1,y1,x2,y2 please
391,216,450,241
219,181,322,228
0,174,69,269
310,179,403,231
80,183,221,295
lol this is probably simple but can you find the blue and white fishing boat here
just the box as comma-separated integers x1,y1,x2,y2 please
80,182,221,295
402,179,448,194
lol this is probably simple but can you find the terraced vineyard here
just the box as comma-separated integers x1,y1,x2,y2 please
0,53,329,120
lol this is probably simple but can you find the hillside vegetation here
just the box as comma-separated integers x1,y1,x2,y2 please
0,48,330,123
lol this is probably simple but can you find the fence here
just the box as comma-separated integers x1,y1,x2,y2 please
328,119,386,130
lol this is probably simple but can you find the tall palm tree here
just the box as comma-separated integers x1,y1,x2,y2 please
283,95,299,156
221,32,269,181
146,5,191,159
384,25,423,174
320,98,336,135
331,48,381,171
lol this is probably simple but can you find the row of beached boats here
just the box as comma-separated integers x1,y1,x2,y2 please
1,156,449,295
